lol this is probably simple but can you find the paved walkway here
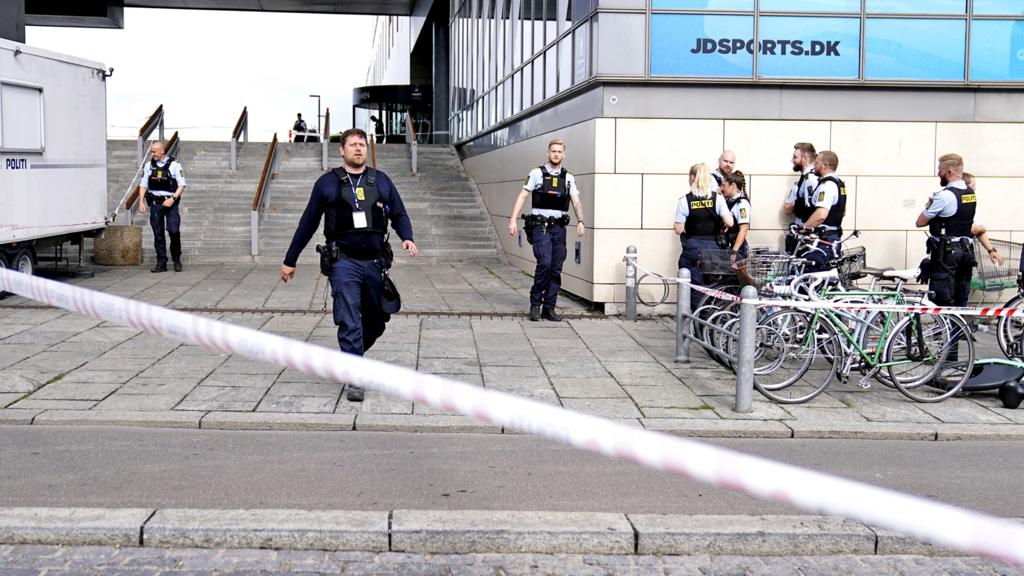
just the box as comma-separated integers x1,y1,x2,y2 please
1,262,1023,438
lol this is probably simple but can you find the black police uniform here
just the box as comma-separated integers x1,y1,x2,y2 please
803,175,846,272
145,156,182,270
787,171,816,254
283,166,414,357
678,191,725,286
925,185,977,307
526,166,573,315
725,195,751,259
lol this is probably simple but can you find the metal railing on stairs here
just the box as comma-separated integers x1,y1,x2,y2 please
406,114,418,175
137,104,165,164
321,108,330,171
112,130,180,225
230,106,249,171
251,132,279,257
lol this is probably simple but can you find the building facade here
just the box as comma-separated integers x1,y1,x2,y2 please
370,0,1024,309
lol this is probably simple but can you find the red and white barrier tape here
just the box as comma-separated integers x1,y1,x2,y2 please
3,267,1024,565
686,282,743,303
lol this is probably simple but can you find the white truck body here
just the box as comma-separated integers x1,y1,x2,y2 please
0,37,107,250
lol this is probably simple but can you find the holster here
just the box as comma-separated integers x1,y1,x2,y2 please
316,243,340,277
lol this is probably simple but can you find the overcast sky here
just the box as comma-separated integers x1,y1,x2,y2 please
27,8,377,141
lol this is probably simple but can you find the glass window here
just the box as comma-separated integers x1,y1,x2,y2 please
523,0,534,59
559,0,572,33
760,0,858,12
534,54,546,103
757,16,859,78
572,0,593,24
546,47,558,98
0,83,44,152
650,14,754,77
866,0,965,13
534,0,547,54
864,18,966,80
970,19,1024,81
511,0,523,66
573,19,591,83
558,35,573,91
522,62,533,108
595,12,646,75
651,0,751,9
974,0,1024,15
512,71,522,113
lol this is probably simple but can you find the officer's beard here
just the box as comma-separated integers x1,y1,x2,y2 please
792,162,802,172
345,156,366,170
939,175,949,186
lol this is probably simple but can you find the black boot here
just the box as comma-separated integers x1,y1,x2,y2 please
541,308,562,322
173,261,183,272
151,263,167,273
529,305,541,321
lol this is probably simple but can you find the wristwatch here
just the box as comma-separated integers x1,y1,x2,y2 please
988,248,998,253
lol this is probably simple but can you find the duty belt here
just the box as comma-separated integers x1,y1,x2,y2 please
524,214,570,227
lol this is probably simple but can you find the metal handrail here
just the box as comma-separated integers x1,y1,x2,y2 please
230,106,249,171
114,131,179,224
406,113,418,175
369,132,377,169
251,132,279,256
321,107,330,171
137,104,165,163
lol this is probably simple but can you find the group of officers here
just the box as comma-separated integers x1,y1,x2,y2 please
672,143,997,310
136,129,997,403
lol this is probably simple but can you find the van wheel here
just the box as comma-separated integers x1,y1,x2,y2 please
13,248,34,276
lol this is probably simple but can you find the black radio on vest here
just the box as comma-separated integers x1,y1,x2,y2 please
531,165,571,212
929,186,976,238
147,156,178,193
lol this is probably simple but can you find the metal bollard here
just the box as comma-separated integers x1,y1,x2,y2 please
734,285,758,413
676,268,691,363
625,246,637,321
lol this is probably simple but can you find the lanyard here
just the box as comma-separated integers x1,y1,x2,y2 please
349,173,363,210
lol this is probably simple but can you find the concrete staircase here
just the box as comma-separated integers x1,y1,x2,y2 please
101,140,501,265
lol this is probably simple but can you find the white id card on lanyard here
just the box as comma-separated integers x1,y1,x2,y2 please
352,212,368,229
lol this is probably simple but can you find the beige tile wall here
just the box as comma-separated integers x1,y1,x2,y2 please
461,116,1022,307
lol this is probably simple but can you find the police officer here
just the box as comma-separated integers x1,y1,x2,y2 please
783,142,818,253
507,139,586,322
964,173,1004,266
801,150,846,271
720,170,751,260
916,153,976,307
710,150,736,191
280,128,418,402
675,163,734,290
137,141,186,273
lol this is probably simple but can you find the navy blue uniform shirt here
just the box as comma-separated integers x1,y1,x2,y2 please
283,168,414,267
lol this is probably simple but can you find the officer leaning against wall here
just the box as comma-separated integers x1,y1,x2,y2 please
782,142,818,254
915,153,977,307
280,128,418,402
137,141,186,273
507,139,586,322
800,150,846,271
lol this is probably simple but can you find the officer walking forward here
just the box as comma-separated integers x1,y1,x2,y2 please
800,150,846,271
507,139,586,322
783,142,818,253
916,153,976,307
675,163,734,290
280,128,418,402
137,141,186,273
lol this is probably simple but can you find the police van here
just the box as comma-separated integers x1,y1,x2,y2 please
0,37,108,277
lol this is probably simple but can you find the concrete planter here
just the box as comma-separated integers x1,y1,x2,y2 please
93,225,142,265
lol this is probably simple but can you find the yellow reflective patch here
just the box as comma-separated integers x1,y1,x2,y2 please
690,199,714,209
817,191,825,202
740,208,747,219
156,171,163,178
355,187,365,201
552,177,559,187
961,193,977,203
839,186,847,196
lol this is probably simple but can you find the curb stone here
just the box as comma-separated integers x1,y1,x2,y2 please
31,409,203,428
0,508,154,547
200,411,355,431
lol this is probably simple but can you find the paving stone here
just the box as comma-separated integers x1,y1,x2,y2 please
540,361,610,378
33,410,203,428
93,394,185,411
0,409,40,424
643,418,793,438
0,373,44,393
28,383,120,401
202,412,355,431
177,387,265,412
118,378,198,395
0,507,153,546
831,392,942,423
550,377,627,398
786,420,936,440
560,398,642,419
781,406,870,423
7,399,98,410
356,393,413,414
144,509,387,551
355,414,502,433
917,399,1014,424
256,396,338,413
417,358,482,374
700,395,790,420
199,372,279,388
934,423,1024,440
623,385,705,409
59,370,139,385
215,357,285,375
639,407,720,419
12,352,92,373
391,510,633,554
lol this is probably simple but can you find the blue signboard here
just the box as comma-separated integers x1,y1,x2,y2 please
974,0,1024,14
970,20,1024,81
864,18,965,80
650,14,753,77
757,16,859,78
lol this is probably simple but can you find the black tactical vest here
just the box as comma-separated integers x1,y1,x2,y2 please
326,168,388,239
531,165,572,212
147,157,178,193
814,175,847,231
725,195,749,242
684,192,722,237
793,172,815,221
928,185,976,238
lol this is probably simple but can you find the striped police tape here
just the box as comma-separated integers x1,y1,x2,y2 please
1,267,1023,565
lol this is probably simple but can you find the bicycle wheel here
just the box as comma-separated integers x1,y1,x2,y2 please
996,294,1024,360
753,309,839,403
886,314,974,402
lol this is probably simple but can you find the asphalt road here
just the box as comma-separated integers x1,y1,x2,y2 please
1,426,1020,517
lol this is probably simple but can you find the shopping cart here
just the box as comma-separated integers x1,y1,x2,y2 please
972,238,1021,302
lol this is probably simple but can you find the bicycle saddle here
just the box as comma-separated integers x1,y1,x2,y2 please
881,268,920,282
